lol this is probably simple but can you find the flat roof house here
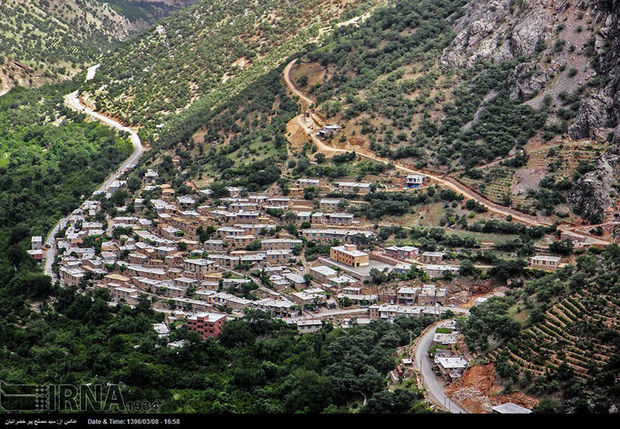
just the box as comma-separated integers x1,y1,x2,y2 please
420,251,445,263
187,312,226,340
310,265,338,283
330,244,369,268
397,286,420,305
184,259,217,277
296,178,320,189
317,124,341,138
319,198,341,213
385,245,419,260
435,356,468,381
406,174,424,189
31,236,43,250
422,264,459,279
491,403,532,414
334,181,371,194
296,319,323,334
530,255,562,271
324,212,354,226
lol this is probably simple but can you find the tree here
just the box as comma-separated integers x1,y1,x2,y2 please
549,239,573,256
533,398,562,413
369,268,388,285
281,369,334,413
362,389,424,414
459,259,480,277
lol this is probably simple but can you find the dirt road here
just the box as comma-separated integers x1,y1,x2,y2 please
283,58,314,109
282,59,610,246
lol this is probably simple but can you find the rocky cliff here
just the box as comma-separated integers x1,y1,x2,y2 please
441,0,619,137
440,0,620,223
567,0,620,223
568,0,620,140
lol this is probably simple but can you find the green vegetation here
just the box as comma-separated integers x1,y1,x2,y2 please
0,0,132,85
459,246,620,413
298,0,548,169
354,186,462,220
88,0,381,137
0,287,433,413
0,81,131,238
101,0,194,22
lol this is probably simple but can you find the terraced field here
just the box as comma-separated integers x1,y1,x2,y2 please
489,289,619,382
528,143,604,176
458,166,530,209
456,141,606,215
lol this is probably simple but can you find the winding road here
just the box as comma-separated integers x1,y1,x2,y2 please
413,320,466,414
43,65,144,280
283,58,613,412
283,58,610,246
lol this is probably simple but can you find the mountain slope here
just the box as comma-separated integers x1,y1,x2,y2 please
0,0,133,94
85,0,383,137
287,0,620,225
99,0,197,30
0,0,196,95
460,245,620,413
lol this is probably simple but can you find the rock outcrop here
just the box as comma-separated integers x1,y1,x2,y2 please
508,62,553,101
568,93,614,140
566,0,620,223
568,151,618,223
440,0,554,68
439,0,620,223
442,0,619,139
568,0,620,139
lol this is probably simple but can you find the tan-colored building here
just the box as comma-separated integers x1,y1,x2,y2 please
320,198,341,213
324,213,354,226
330,244,369,268
530,255,562,271
184,259,217,277
229,235,256,249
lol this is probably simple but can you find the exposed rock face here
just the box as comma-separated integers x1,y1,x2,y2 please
566,0,620,222
440,0,554,68
568,153,617,223
568,0,620,139
509,62,552,101
568,93,613,139
440,0,620,223
115,0,198,31
442,0,619,137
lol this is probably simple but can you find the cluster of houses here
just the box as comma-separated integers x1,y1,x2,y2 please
42,171,564,342
429,321,470,381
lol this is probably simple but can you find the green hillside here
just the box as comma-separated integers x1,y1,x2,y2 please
459,246,620,412
86,0,383,138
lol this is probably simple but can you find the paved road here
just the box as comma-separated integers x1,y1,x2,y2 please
282,59,610,246
43,65,144,280
85,63,100,81
414,320,467,414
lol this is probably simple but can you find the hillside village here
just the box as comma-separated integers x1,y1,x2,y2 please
28,161,576,389
39,173,467,327
1,0,618,416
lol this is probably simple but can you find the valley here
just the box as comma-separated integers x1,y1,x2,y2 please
0,0,618,417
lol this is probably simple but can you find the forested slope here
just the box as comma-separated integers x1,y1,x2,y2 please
0,0,135,93
0,0,195,94
287,0,620,224
0,301,434,413
86,0,383,139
